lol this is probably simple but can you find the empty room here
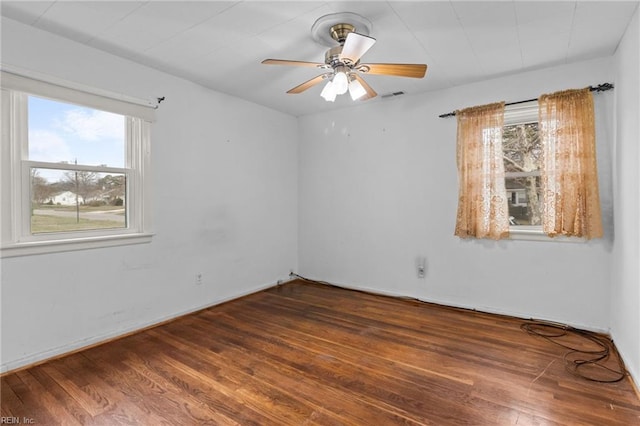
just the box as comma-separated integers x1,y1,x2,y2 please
1,1,639,424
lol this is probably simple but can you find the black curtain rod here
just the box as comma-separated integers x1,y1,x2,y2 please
438,83,614,118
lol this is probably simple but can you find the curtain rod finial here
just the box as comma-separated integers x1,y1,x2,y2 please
591,83,614,92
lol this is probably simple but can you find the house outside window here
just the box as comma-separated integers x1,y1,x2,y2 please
1,71,154,257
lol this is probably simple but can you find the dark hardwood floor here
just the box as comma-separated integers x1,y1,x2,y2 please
2,280,639,425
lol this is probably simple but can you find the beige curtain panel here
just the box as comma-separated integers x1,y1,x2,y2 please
539,88,603,239
454,102,510,240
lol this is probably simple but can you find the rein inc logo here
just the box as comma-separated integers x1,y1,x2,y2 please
0,418,34,424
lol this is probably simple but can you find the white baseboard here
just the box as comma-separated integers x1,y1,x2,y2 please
302,277,610,334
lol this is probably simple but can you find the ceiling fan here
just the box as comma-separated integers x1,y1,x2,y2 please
262,13,427,102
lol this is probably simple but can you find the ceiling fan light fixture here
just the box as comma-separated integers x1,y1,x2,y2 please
348,78,367,101
333,70,349,95
320,80,337,102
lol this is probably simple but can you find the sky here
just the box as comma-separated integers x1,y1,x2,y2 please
28,96,125,182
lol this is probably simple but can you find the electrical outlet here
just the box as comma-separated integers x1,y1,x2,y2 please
195,273,203,285
416,257,426,279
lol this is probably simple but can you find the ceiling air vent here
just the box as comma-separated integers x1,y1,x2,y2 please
381,91,405,99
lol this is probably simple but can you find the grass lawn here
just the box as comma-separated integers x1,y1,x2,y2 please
31,215,124,234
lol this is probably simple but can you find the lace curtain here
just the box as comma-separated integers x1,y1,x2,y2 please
454,102,509,240
539,88,603,239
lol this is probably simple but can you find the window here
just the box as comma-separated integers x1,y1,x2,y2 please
455,90,601,241
502,102,545,236
1,71,154,257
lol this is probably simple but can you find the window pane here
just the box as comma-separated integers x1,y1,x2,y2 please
28,96,125,167
31,168,126,234
502,122,540,173
506,176,542,226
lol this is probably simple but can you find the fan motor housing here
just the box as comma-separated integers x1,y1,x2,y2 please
324,46,343,67
324,45,360,68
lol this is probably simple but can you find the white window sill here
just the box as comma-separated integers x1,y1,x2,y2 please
1,232,154,258
509,226,586,243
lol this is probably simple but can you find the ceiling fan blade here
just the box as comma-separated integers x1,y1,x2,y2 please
340,32,376,63
361,63,427,78
262,59,325,68
287,74,329,94
353,74,377,101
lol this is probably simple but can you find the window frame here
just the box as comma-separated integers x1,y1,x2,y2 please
1,71,154,257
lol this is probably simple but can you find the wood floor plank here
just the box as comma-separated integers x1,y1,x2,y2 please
1,280,639,425
82,338,242,425
28,367,91,425
147,325,407,425
203,296,555,423
9,371,65,425
159,316,429,425
0,377,24,418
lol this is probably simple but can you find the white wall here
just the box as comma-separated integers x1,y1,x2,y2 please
299,57,615,331
611,7,640,386
0,18,298,373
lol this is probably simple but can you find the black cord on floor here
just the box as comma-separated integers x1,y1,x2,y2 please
289,272,336,287
521,321,627,383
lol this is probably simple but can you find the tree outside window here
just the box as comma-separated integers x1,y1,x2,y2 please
503,114,542,227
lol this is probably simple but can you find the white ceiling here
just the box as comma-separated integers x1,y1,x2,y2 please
1,1,638,116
